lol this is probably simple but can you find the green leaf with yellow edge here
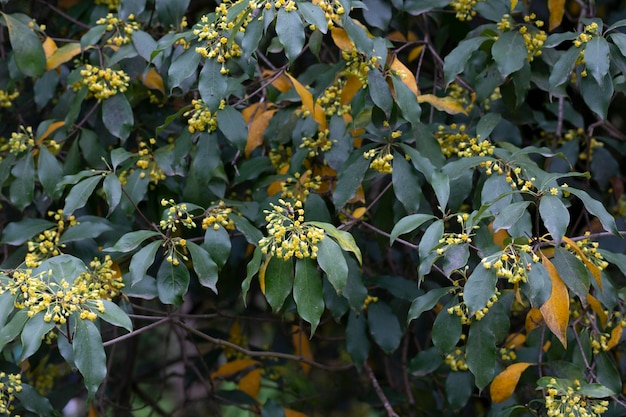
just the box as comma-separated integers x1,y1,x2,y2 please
417,94,467,115
285,73,327,130
46,42,81,70
308,221,362,264
490,362,534,403
540,254,569,348
294,258,324,335
263,256,294,312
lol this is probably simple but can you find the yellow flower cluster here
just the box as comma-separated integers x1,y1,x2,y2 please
25,358,68,396
1,269,105,323
482,243,539,284
95,13,141,46
444,348,469,371
202,201,235,231
136,139,166,184
436,124,495,158
193,5,245,74
0,372,22,416
499,345,517,361
281,170,322,200
590,333,609,355
520,14,546,61
259,199,325,260
184,99,219,133
165,237,188,266
25,211,78,268
317,78,351,117
160,199,197,231
450,0,481,21
578,138,604,161
94,0,120,10
4,126,34,155
565,233,609,270
313,0,346,29
481,161,537,192
0,90,18,108
574,22,599,48
78,64,130,101
436,214,476,255
364,147,394,174
362,295,378,310
342,47,378,85
301,128,333,157
77,255,125,300
269,145,292,172
544,378,609,417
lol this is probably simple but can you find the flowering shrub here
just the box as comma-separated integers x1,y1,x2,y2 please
0,0,626,416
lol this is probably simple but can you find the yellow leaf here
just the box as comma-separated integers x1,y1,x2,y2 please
540,254,570,348
561,236,602,289
341,75,363,105
390,57,419,96
417,94,468,115
488,221,510,249
312,165,337,194
586,293,608,328
46,42,82,71
407,45,425,63
352,207,367,219
88,404,99,417
292,325,313,375
548,0,565,31
606,326,623,351
36,121,65,145
510,0,518,11
263,69,292,93
42,37,57,60
503,333,526,349
141,68,165,94
258,255,271,294
525,308,544,334
211,359,259,379
285,409,308,417
246,109,276,157
331,28,353,51
238,368,262,399
347,185,365,204
285,73,327,130
490,362,534,403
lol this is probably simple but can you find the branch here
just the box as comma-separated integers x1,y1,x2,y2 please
102,317,171,347
364,362,400,417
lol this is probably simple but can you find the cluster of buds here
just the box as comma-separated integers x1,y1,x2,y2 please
193,6,245,74
160,199,198,231
436,213,476,255
301,128,333,157
94,0,120,10
0,89,18,108
0,372,22,416
482,243,539,284
165,237,188,266
25,211,78,268
136,139,166,184
317,78,352,117
436,124,494,158
542,378,609,417
95,13,141,46
497,14,546,61
313,0,346,29
474,291,500,321
77,64,130,101
364,146,394,174
5,126,35,154
259,199,325,260
269,145,292,172
280,170,322,200
444,348,469,371
202,201,235,231
76,255,125,300
446,83,475,113
184,99,220,133
342,47,378,85
449,0,481,21
565,232,609,270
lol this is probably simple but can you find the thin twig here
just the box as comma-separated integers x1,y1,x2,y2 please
103,317,170,347
37,0,91,30
364,362,400,417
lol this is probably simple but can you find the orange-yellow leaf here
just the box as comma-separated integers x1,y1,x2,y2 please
292,325,313,375
540,254,570,348
212,359,259,379
238,368,262,399
312,165,337,194
417,94,468,115
245,109,277,157
37,121,65,145
263,69,292,93
490,362,534,403
390,57,419,96
407,45,425,63
525,308,544,333
352,207,367,219
561,236,602,289
285,409,308,417
341,75,363,105
285,73,327,130
267,180,283,196
47,42,82,71
331,28,354,51
606,326,623,351
387,31,407,42
488,221,510,249
503,333,526,349
42,37,57,60
142,68,165,94
258,256,271,294
586,293,608,328
548,0,565,31
88,404,99,417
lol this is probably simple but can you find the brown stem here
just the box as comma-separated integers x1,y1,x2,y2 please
364,362,400,417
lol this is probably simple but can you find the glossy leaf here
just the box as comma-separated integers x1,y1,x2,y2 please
346,311,370,367
129,240,161,285
308,222,362,264
1,12,46,77
276,8,304,63
156,260,190,305
102,93,134,141
73,318,107,400
19,313,56,361
367,301,402,354
551,247,589,300
263,256,294,312
316,237,348,295
407,287,451,324
294,258,324,335
539,195,569,244
389,213,436,244
392,153,422,213
187,241,219,293
466,318,497,389
106,230,162,253
492,31,527,77
97,300,133,332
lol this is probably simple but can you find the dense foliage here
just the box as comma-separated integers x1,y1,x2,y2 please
0,0,626,416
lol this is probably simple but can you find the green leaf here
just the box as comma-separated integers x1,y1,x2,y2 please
242,246,262,303
33,254,88,285
584,37,610,86
103,174,123,215
549,47,580,92
466,318,497,389
610,32,626,57
565,188,619,235
167,47,201,91
523,261,552,308
408,347,443,376
1,13,45,77
476,113,501,140
294,258,324,335
367,301,402,354
493,201,531,231
431,170,450,212
63,175,102,215
551,247,589,300
444,37,488,85
129,240,161,285
464,266,497,316
58,219,113,243
230,214,264,245
73,318,107,400
368,69,393,115
37,146,64,200
1,218,54,245
105,230,161,253
418,219,444,261
187,241,219,293
391,75,422,126
297,2,328,33
579,72,613,120
482,173,513,215
316,237,348,295
80,25,106,49
407,287,451,324
446,371,474,410
595,352,621,395
432,303,462,352
276,8,304,62
308,222,362,264
157,260,190,305
0,291,13,328
97,300,133,332
577,383,616,398
199,59,228,111
400,143,436,178
346,311,370,367
492,31,527,77
264,256,294,312
14,384,55,417
392,153,422,213
19,313,56,361
0,310,29,351
202,226,232,269
390,213,436,244
102,93,134,141
10,153,35,210
217,105,248,150
539,195,569,244
333,148,370,210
